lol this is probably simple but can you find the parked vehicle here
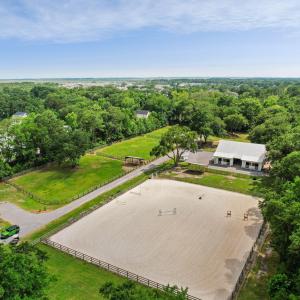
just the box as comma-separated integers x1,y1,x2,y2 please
0,225,20,239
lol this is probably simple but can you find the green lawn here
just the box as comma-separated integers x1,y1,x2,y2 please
97,127,170,160
41,244,127,300
161,172,260,196
0,182,46,211
203,133,250,152
10,155,125,207
209,133,250,143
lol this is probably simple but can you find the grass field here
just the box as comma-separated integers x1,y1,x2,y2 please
41,244,127,300
0,182,46,211
161,171,260,196
203,133,250,152
96,127,169,160
209,133,250,143
10,155,125,206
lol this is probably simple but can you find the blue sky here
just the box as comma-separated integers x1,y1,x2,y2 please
1,0,300,78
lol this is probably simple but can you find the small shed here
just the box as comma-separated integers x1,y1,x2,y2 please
125,156,145,165
12,112,28,118
136,110,150,119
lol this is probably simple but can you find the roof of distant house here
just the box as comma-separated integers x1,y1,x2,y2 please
13,112,27,117
136,110,150,116
213,140,266,163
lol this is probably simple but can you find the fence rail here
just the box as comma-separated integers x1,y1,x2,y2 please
28,158,267,300
6,181,47,205
4,165,138,208
228,221,268,300
42,238,201,300
30,173,152,245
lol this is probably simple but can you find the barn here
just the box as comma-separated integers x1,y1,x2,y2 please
213,140,266,171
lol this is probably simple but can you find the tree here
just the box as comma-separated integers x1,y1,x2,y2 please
0,158,11,179
189,106,213,143
56,129,90,167
99,281,188,300
210,117,226,137
249,114,291,144
151,126,197,166
0,242,52,299
261,177,300,267
238,97,262,126
263,95,279,107
77,108,104,143
267,127,300,161
65,112,78,129
224,113,248,133
268,274,290,300
271,151,300,182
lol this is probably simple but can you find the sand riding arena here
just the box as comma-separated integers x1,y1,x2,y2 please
48,179,263,300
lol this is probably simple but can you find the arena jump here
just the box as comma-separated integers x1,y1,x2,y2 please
158,208,177,216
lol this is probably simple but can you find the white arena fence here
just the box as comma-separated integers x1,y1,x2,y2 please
43,238,201,300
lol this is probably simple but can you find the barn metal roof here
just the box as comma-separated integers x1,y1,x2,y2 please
213,140,266,163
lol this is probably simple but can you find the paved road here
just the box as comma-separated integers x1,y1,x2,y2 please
0,155,169,238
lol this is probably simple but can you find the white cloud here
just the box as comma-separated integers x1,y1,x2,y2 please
0,0,300,42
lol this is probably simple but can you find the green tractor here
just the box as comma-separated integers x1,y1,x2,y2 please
0,225,20,239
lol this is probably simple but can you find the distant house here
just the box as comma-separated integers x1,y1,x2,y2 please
12,112,28,118
136,110,150,119
213,140,266,171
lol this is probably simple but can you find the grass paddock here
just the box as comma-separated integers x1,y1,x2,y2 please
5,127,169,211
97,127,169,160
10,155,125,207
0,182,46,211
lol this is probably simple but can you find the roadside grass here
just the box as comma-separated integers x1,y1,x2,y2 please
0,218,10,230
0,182,45,211
160,170,261,196
41,244,127,300
238,238,279,300
97,126,170,160
10,155,125,207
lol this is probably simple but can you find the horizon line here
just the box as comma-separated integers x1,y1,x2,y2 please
1,76,300,81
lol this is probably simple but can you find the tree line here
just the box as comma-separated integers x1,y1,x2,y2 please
1,80,299,178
